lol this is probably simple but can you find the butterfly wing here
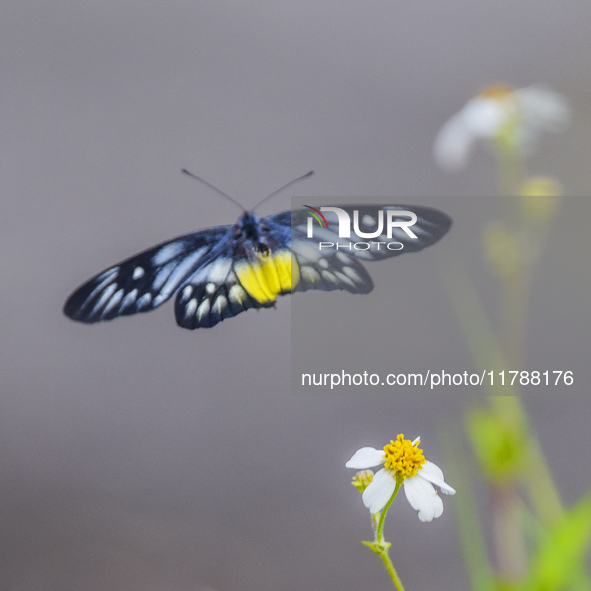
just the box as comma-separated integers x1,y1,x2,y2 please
335,204,451,260
173,254,279,329
289,237,375,294
174,212,303,329
268,205,451,295
63,226,231,323
64,205,451,330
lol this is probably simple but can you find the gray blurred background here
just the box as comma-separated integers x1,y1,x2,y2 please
3,2,591,590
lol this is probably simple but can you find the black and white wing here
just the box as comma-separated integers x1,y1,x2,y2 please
338,204,451,260
173,257,278,330
63,227,230,323
64,204,451,330
290,238,375,294
284,205,451,294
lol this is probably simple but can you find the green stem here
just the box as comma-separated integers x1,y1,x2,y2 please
379,548,406,591
376,482,401,542
363,483,405,590
377,484,405,590
494,126,525,197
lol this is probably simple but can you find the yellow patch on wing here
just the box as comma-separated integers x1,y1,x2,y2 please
235,251,300,304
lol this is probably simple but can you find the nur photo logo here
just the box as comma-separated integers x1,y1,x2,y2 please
303,205,421,251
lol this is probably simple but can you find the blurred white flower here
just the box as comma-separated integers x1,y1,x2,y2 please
346,435,456,522
434,84,570,171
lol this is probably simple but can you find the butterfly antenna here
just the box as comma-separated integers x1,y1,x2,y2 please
181,169,246,212
252,170,314,213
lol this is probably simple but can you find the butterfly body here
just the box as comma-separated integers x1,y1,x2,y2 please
64,205,451,330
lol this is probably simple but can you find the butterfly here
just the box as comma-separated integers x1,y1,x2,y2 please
64,173,451,330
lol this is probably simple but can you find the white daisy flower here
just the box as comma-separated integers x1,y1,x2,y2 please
346,434,456,522
434,84,570,171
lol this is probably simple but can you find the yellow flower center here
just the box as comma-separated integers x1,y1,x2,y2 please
383,434,426,482
478,84,515,100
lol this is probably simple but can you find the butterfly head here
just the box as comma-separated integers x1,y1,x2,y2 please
231,211,272,259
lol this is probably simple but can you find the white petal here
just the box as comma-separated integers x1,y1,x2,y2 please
433,108,476,171
404,474,444,522
516,86,570,132
419,461,456,495
345,447,385,469
362,468,397,514
462,97,508,136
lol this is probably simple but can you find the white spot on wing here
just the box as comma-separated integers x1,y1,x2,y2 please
334,271,355,287
103,288,125,315
120,289,138,311
196,299,211,321
342,266,361,282
318,259,329,269
136,293,152,310
152,242,186,266
159,248,209,297
180,285,193,302
362,214,376,226
91,283,118,317
301,266,321,283
292,241,320,261
207,259,232,284
152,261,177,290
96,267,119,281
185,298,197,318
132,266,145,280
321,270,338,283
228,284,247,305
206,283,216,295
153,293,169,307
212,295,227,314
80,270,118,312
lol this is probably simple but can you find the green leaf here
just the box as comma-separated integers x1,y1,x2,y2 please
522,493,591,591
466,407,527,482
